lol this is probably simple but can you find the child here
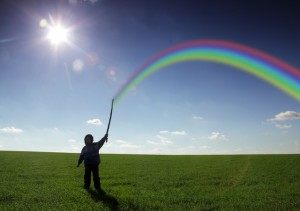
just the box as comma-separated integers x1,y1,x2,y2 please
77,133,108,191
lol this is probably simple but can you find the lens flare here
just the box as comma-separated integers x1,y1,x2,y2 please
72,59,84,72
86,52,99,66
39,19,48,28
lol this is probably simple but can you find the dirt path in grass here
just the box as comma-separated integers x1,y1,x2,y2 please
220,156,251,195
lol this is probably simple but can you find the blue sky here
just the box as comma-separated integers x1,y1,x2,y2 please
0,0,299,154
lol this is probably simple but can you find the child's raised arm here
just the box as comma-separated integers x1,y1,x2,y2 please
96,134,108,150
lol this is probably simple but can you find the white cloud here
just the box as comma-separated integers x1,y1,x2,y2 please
120,143,141,148
157,135,173,145
147,140,158,145
153,148,162,153
192,114,203,120
199,145,210,149
0,145,3,148
42,127,61,134
86,119,103,126
0,127,23,134
116,140,141,148
116,140,127,144
267,111,300,129
159,130,187,136
156,135,168,141
234,148,242,152
161,139,173,145
209,132,227,140
269,111,300,121
275,124,292,129
70,144,80,152
68,139,77,143
147,135,173,146
172,131,186,135
67,138,80,152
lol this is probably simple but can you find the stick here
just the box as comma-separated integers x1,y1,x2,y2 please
106,99,114,142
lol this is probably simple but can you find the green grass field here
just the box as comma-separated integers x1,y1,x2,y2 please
0,151,299,210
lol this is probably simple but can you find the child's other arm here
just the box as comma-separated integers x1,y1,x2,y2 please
77,148,85,167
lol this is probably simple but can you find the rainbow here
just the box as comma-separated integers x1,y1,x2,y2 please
114,40,300,104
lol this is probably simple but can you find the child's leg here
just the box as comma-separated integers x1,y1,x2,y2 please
84,165,92,188
92,165,101,190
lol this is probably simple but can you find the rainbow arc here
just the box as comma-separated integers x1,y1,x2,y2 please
114,40,300,104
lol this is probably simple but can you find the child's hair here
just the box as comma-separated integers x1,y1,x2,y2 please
84,134,93,145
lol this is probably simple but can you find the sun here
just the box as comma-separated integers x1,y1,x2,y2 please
47,23,69,46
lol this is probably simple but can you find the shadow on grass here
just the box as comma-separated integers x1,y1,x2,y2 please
87,189,119,210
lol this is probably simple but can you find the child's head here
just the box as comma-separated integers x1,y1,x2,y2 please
84,134,93,145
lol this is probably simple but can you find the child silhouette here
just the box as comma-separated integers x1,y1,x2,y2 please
77,133,108,191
